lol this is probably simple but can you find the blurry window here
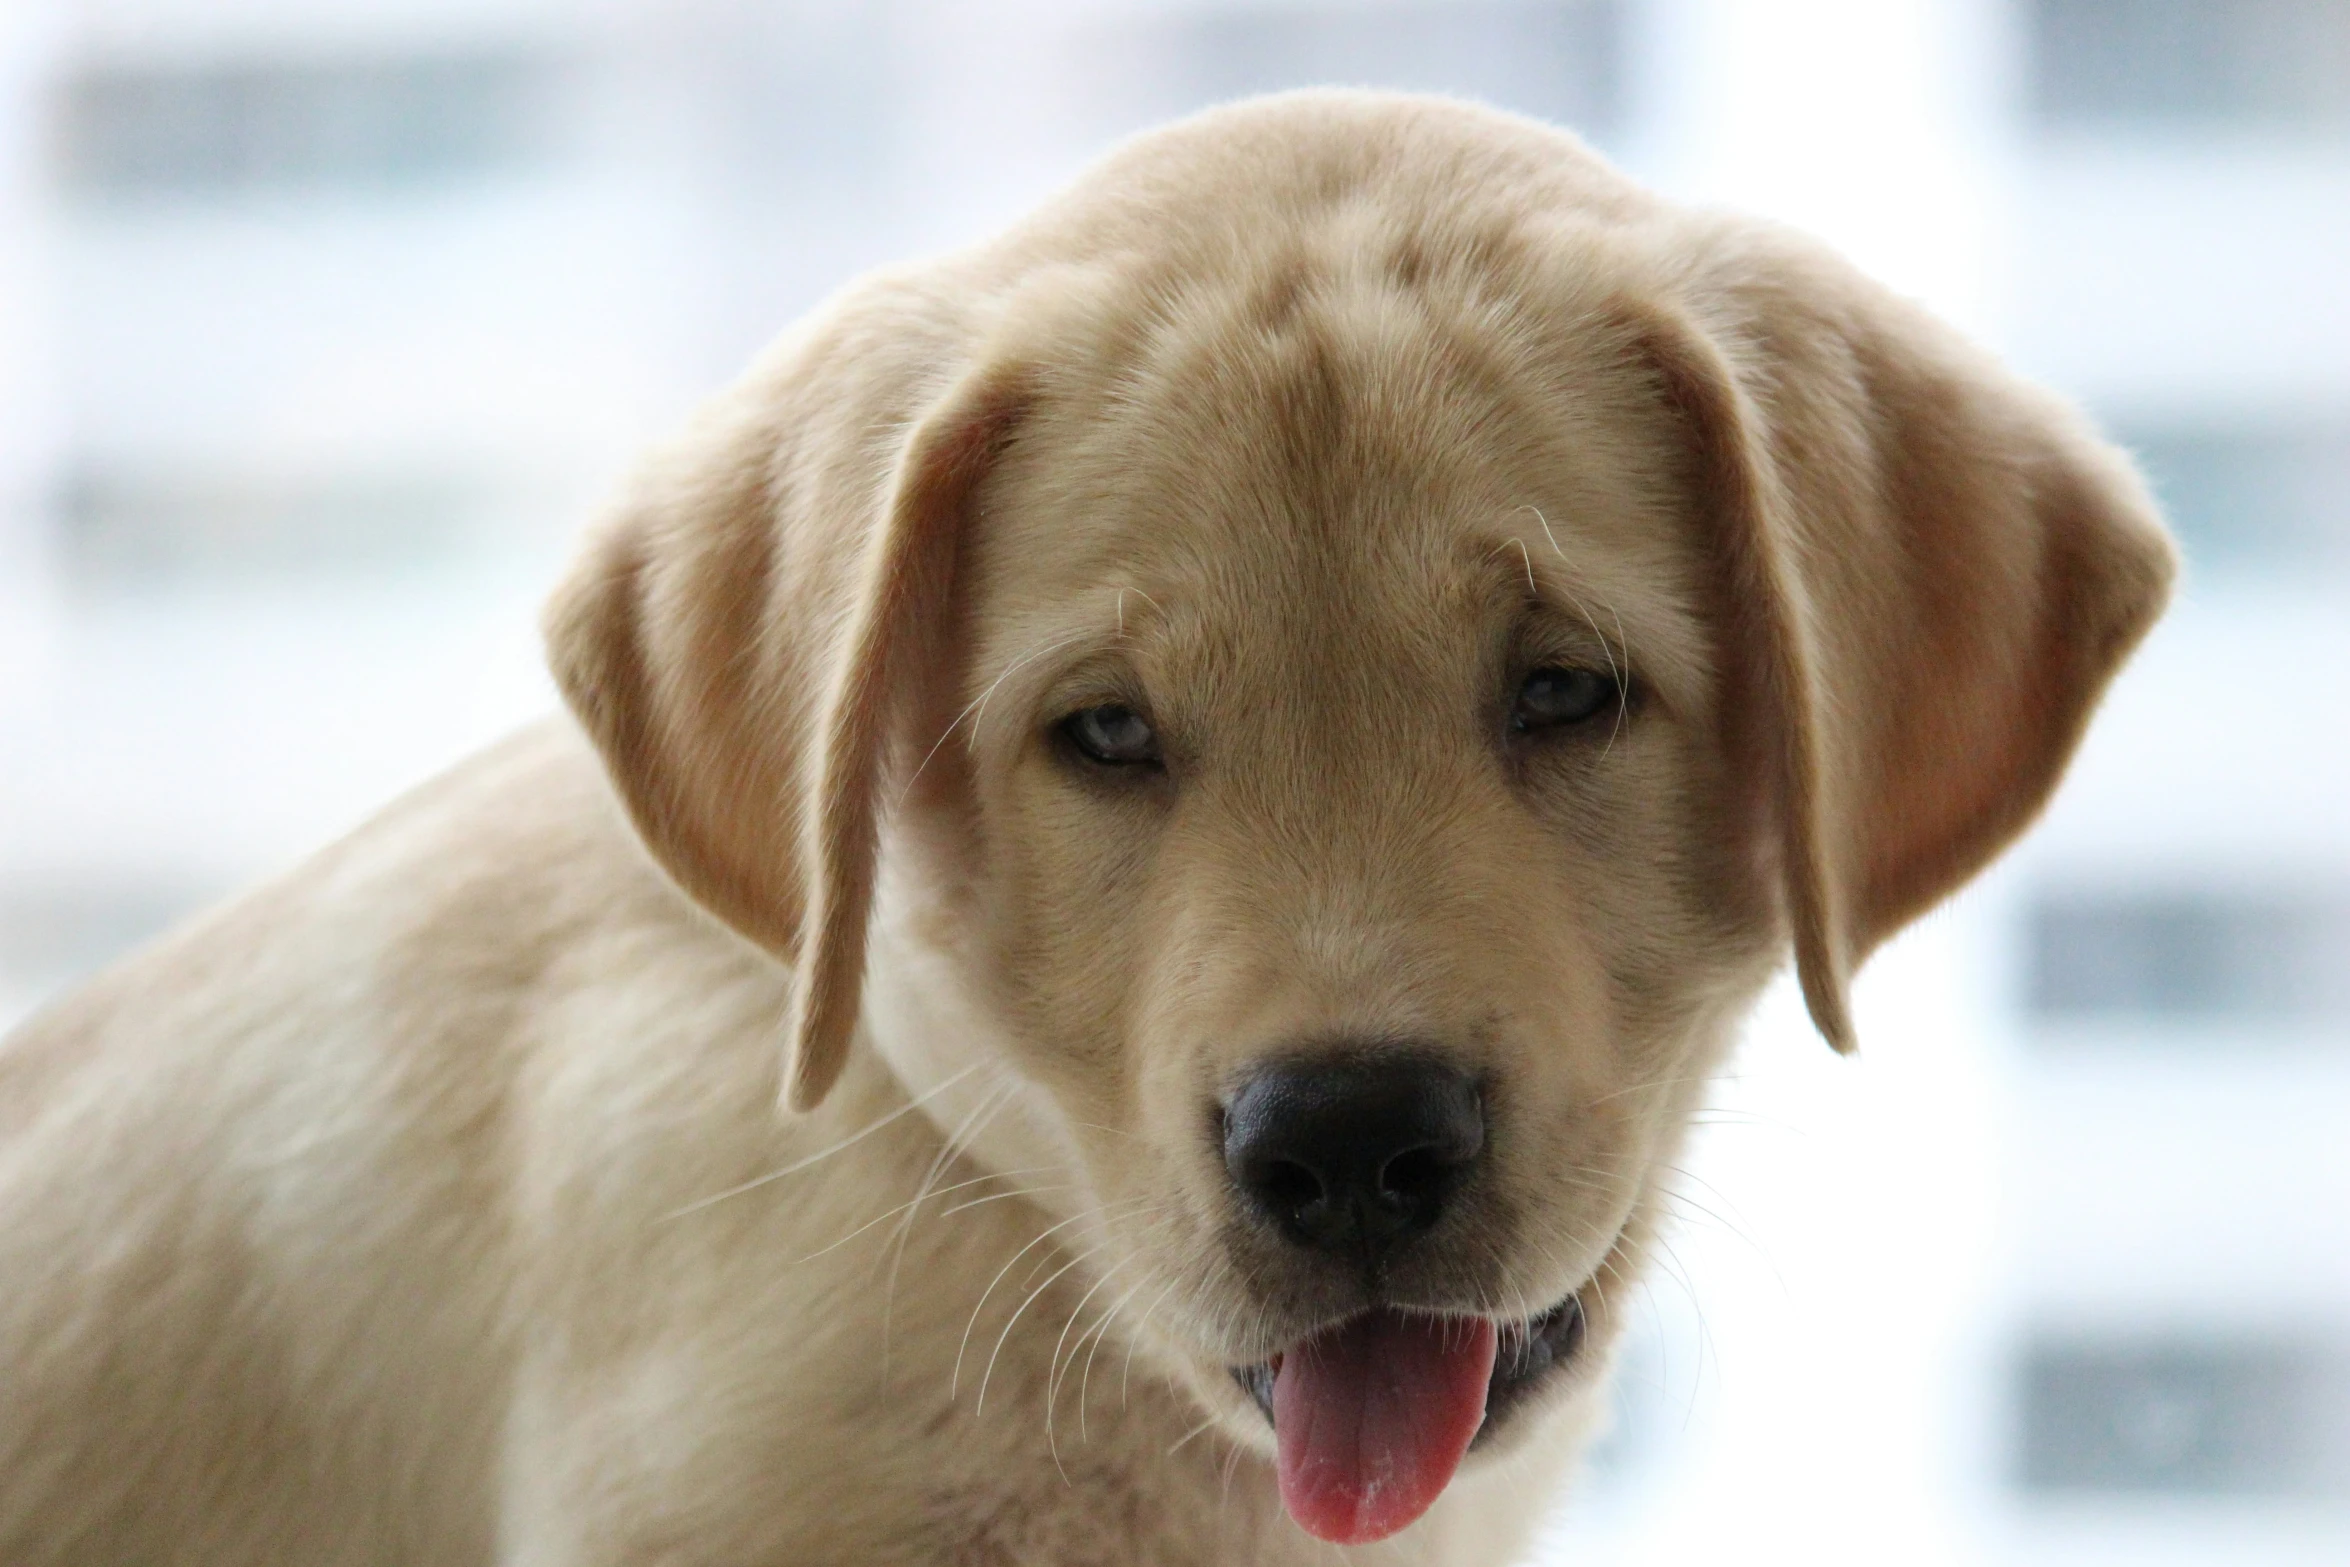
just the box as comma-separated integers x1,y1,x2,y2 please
2125,424,2350,573
2028,0,2350,133
55,51,551,200
1129,0,1621,145
2027,889,2350,1024
2016,1333,2350,1497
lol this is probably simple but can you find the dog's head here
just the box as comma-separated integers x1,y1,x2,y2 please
546,94,2172,1544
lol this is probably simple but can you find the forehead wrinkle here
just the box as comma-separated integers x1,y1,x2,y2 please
1110,307,1495,581
982,227,1704,724
1123,228,1543,482
994,364,1505,758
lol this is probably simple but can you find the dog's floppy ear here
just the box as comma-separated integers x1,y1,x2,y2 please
545,311,1025,1111
1631,227,2176,1050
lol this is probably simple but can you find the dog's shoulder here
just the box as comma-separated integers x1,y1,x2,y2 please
0,717,805,1566
1,717,719,1133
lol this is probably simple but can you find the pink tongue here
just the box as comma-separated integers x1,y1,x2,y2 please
1270,1310,1498,1544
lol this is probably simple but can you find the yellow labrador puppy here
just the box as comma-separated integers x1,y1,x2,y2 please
0,92,2170,1564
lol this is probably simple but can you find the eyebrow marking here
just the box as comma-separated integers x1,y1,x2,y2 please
1109,582,1167,642
1521,504,1634,756
1500,537,1539,597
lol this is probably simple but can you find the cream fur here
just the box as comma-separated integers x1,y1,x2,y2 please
0,92,2172,1565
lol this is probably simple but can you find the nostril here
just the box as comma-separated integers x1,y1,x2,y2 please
1377,1144,1450,1204
1255,1158,1324,1215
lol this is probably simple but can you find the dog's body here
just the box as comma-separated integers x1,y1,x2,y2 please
3,722,1557,1564
0,94,2171,1565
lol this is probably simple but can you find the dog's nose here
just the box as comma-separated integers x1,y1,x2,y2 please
1221,1052,1484,1261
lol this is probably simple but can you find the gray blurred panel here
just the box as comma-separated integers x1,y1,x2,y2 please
2124,422,2350,573
1108,0,1622,145
2027,888,2350,1026
55,50,561,200
2029,0,2350,133
57,464,502,583
2017,1332,2350,1498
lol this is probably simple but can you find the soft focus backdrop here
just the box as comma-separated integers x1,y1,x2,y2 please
2,2,2346,1563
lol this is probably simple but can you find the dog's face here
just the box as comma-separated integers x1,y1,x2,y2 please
546,94,2173,1545
898,268,1765,1427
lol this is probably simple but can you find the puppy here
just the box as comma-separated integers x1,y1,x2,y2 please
0,91,2172,1564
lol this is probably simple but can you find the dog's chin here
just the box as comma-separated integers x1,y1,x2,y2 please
1224,1288,1591,1454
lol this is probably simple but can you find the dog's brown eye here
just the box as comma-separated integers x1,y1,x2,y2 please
1061,704,1161,767
1511,667,1617,733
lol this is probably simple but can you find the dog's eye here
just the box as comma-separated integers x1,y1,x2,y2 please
1511,666,1617,733
1060,704,1162,767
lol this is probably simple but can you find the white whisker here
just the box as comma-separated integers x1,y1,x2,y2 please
899,630,1090,805
1165,1412,1220,1457
664,1062,985,1219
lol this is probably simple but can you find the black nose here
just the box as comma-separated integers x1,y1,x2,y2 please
1221,1052,1485,1262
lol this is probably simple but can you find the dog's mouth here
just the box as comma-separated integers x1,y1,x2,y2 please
1226,1292,1586,1545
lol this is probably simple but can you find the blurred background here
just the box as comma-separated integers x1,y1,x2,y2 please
0,1,2344,1561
